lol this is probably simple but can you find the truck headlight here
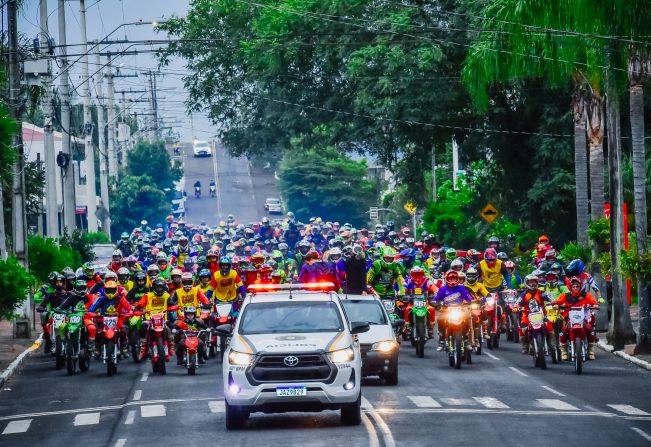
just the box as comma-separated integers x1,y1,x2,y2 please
328,347,354,364
371,340,397,353
228,350,254,366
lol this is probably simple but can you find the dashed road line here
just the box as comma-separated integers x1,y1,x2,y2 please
407,396,441,408
133,390,142,401
484,352,500,361
608,405,650,416
124,410,136,425
440,398,478,406
140,405,166,418
473,397,509,409
2,419,32,434
140,373,149,382
114,439,127,447
73,412,100,426
208,401,225,413
631,427,651,443
541,385,565,397
536,399,579,411
508,366,528,377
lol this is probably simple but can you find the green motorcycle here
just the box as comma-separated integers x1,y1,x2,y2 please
50,310,67,370
60,306,91,375
408,295,430,358
126,312,144,363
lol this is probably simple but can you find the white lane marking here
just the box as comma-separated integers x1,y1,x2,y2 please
114,439,127,447
73,412,100,426
124,410,136,425
484,351,500,360
536,399,579,411
508,366,528,377
608,405,651,416
208,401,225,413
440,398,478,406
361,397,395,447
541,385,565,397
473,397,509,409
132,390,142,401
370,407,616,418
140,405,166,418
407,396,441,408
2,419,32,434
140,373,149,382
631,427,651,442
361,414,380,447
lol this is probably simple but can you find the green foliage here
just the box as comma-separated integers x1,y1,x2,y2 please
422,180,479,247
83,231,111,244
559,242,592,264
278,147,376,227
597,251,612,278
0,257,36,321
127,140,181,194
588,218,611,245
59,229,98,264
110,174,170,240
27,236,81,284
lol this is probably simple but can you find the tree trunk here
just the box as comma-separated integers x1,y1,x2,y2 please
606,93,637,349
628,54,650,354
572,91,589,246
586,93,605,220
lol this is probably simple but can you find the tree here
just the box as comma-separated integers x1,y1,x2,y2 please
278,147,376,227
127,140,181,194
110,175,170,239
0,104,16,259
27,235,81,284
0,257,35,320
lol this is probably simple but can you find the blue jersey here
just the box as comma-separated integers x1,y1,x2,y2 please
433,285,473,305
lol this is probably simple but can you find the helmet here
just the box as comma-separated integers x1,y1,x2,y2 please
171,268,183,279
181,272,194,290
484,248,497,263
445,270,459,287
487,236,500,247
219,256,232,272
410,265,425,280
260,264,273,275
184,305,197,320
445,248,457,259
497,252,508,262
73,278,87,293
117,267,130,282
538,235,549,244
504,260,515,270
328,247,342,261
104,281,118,299
545,249,557,259
134,271,147,284
198,269,211,281
167,215,174,223
112,249,123,263
120,232,129,240
545,270,558,282
152,278,166,295
156,252,168,262
466,267,478,283
82,262,95,278
450,259,464,271
179,236,189,247
566,259,584,276
382,247,397,266
467,249,480,260
147,264,160,277
261,216,270,225
524,274,539,291
251,253,265,268
104,271,118,283
305,250,320,262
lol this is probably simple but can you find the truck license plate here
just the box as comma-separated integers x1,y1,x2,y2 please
276,386,307,397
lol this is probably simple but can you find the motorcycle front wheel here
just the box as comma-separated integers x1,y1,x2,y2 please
55,338,65,370
65,340,76,376
106,340,115,377
156,337,166,375
574,338,583,375
454,334,463,369
535,333,546,370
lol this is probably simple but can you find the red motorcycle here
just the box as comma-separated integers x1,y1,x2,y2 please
483,293,502,349
87,312,121,377
503,289,520,343
148,308,175,375
562,305,599,375
180,329,209,375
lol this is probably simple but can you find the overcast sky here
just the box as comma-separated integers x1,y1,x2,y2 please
16,0,214,141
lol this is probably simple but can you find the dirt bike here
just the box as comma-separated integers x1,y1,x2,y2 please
407,295,429,358
179,329,209,375
563,305,599,375
469,301,483,355
444,305,471,369
51,311,67,370
61,308,91,375
378,294,404,342
503,289,520,343
545,302,562,364
126,310,144,363
195,187,201,198
87,313,121,377
148,311,172,375
209,185,216,198
210,302,237,359
526,308,549,369
483,293,502,349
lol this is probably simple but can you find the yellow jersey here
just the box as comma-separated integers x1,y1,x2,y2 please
211,270,243,302
478,259,504,289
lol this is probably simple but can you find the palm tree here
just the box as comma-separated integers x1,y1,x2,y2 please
586,92,605,220
571,81,589,246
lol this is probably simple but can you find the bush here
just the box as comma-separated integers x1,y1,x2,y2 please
559,241,591,264
59,228,98,263
28,235,81,283
84,231,111,245
0,257,37,320
588,218,610,245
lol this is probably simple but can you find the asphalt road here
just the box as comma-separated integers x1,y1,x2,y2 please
1,337,650,446
181,142,280,226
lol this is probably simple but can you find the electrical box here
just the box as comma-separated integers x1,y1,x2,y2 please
22,60,50,85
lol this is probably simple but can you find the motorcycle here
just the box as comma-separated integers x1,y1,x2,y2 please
209,185,216,198
407,295,429,358
444,305,471,369
51,311,67,369
563,305,599,375
195,186,201,198
62,308,91,375
545,301,562,363
469,300,483,355
526,307,549,369
380,295,404,342
179,329,209,375
503,289,520,343
126,310,144,363
88,313,121,377
483,293,502,349
148,311,172,375
210,302,237,359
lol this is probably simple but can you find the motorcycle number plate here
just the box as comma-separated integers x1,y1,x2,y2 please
569,310,584,324
529,312,544,325
276,386,307,397
52,313,66,328
413,299,425,309
382,300,394,311
104,317,118,329
68,315,82,325
216,304,232,316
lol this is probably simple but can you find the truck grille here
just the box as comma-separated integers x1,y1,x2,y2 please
248,353,335,384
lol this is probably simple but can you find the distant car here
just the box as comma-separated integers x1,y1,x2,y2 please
340,295,400,384
92,243,115,270
264,197,282,214
193,140,212,157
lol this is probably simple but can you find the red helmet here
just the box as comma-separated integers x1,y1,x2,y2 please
445,270,459,287
484,248,497,264
410,266,425,280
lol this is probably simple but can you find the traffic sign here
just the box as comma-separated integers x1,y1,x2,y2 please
404,201,416,215
480,203,499,223
369,207,379,220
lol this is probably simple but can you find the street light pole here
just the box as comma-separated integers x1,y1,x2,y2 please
94,43,111,236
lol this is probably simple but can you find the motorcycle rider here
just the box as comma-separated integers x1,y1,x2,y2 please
403,266,437,338
168,268,184,295
553,276,599,360
193,180,201,197
209,180,217,197
88,280,132,356
432,270,474,351
117,267,134,292
519,275,557,355
58,273,97,355
135,277,173,361
210,257,245,307
367,247,405,297
173,305,208,365
117,232,133,256
197,269,214,300
126,271,150,305
464,267,490,346
156,252,173,280
108,249,124,273
36,272,70,353
168,272,211,320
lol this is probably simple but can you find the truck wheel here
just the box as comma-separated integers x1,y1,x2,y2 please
225,401,247,430
341,393,362,426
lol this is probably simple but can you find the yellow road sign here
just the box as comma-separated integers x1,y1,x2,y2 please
480,203,500,223
404,201,417,215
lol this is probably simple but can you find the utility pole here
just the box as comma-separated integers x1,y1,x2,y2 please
94,44,111,236
58,0,76,231
8,0,29,268
106,53,117,180
80,0,98,232
152,71,159,141
41,0,59,238
431,145,437,202
146,71,156,143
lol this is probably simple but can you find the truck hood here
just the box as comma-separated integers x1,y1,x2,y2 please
231,331,351,354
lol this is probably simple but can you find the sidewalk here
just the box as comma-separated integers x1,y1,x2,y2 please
0,320,41,387
596,304,651,369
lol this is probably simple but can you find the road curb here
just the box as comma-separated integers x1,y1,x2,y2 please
596,340,651,371
0,335,43,388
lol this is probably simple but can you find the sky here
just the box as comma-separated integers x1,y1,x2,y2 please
16,0,215,142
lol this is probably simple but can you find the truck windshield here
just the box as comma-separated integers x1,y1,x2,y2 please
239,301,343,334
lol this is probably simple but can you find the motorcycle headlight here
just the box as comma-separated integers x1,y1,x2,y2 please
371,340,397,353
486,298,495,306
449,309,462,321
328,347,355,364
228,350,254,366
470,303,479,310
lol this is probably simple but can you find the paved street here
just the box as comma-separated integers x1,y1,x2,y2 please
1,339,650,446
